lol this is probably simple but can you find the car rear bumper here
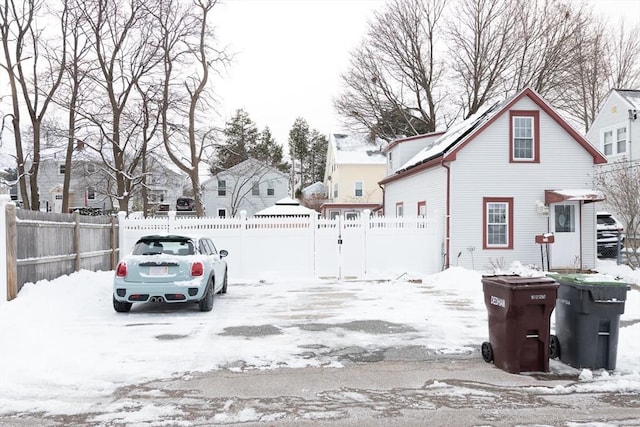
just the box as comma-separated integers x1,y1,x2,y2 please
113,279,206,303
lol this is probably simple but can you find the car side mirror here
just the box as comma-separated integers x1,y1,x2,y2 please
220,249,228,258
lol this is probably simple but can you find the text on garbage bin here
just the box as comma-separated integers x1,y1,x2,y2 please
490,296,506,308
530,294,546,300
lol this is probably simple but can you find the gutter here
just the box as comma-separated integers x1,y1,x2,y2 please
441,158,451,270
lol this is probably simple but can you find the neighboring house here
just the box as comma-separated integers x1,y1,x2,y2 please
32,142,184,214
383,131,444,176
585,89,640,220
201,158,289,217
585,89,640,163
379,87,607,271
321,133,387,219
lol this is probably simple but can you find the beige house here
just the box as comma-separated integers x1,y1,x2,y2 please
321,133,387,219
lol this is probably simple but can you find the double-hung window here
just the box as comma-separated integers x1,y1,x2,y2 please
510,111,539,162
396,202,404,217
601,126,627,156
483,197,513,249
252,182,260,196
354,181,363,197
267,182,275,196
218,180,226,196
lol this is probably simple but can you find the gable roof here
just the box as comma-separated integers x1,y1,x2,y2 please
380,87,607,185
329,133,387,165
611,89,640,110
202,158,287,186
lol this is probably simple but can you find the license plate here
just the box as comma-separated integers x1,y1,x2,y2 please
149,266,169,276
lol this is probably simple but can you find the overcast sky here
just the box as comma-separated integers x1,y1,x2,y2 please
211,0,386,145
211,0,640,147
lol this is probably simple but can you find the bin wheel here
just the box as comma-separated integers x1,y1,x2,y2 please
549,335,560,359
481,341,494,363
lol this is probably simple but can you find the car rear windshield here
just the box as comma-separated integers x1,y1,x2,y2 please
133,239,195,256
598,216,617,225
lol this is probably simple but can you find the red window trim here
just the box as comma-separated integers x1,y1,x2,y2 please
509,110,540,163
483,197,514,250
395,202,404,217
417,201,426,216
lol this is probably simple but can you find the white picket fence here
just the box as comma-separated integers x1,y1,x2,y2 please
118,211,445,279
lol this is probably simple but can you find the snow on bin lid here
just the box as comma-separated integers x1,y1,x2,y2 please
482,274,558,288
546,273,629,287
546,273,630,302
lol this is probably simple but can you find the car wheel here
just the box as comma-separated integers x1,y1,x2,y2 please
113,296,132,313
220,269,228,294
481,341,493,363
198,278,214,312
549,335,561,359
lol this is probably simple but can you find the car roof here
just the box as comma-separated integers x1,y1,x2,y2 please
136,235,199,242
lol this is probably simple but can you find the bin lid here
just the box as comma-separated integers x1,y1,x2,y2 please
482,274,559,289
546,273,629,287
546,273,630,302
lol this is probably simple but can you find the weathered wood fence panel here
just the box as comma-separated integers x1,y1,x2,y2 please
3,201,118,300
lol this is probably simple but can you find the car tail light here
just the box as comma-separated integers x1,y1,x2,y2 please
191,262,204,277
116,261,127,277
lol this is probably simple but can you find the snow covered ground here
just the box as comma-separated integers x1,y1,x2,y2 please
0,259,638,419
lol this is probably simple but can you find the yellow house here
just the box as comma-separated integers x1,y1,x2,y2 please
321,133,387,218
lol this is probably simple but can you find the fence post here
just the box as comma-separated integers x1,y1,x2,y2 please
1,195,11,302
117,211,127,261
110,215,118,269
168,210,176,233
4,200,17,301
361,209,371,276
239,210,247,276
73,211,81,271
309,213,317,277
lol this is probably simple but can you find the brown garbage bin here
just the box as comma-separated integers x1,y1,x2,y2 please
481,275,559,374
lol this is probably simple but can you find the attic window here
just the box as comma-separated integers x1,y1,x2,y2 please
510,111,539,163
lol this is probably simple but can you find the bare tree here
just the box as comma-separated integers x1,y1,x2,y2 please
335,0,446,141
157,0,228,217
219,160,281,217
1,0,68,210
58,0,93,213
81,0,162,212
447,0,519,118
594,160,640,267
508,0,588,101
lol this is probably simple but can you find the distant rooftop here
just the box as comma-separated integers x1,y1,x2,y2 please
330,133,387,165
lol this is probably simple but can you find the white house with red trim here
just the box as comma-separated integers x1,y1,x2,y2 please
379,87,607,272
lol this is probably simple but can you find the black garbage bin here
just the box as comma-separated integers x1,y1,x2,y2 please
550,273,630,370
481,275,559,374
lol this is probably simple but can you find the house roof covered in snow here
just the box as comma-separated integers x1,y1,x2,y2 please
254,197,319,217
330,133,387,165
613,89,640,110
381,87,607,184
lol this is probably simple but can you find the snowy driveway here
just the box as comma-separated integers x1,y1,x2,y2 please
1,263,640,424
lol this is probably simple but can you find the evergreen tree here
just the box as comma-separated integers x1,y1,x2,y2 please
254,127,289,173
214,109,258,172
308,130,328,183
288,117,311,191
288,118,327,192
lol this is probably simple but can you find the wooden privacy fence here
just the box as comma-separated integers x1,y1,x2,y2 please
119,210,444,279
3,199,118,300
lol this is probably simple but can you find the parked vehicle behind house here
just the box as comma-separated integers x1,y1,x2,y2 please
113,234,229,313
597,212,625,258
176,197,195,211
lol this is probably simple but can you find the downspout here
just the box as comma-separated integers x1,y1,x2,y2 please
378,182,385,215
441,158,451,270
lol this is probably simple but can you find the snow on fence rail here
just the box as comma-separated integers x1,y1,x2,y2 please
119,211,444,279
